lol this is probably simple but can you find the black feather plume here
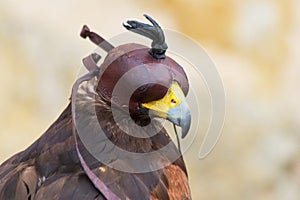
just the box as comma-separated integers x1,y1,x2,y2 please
123,14,168,59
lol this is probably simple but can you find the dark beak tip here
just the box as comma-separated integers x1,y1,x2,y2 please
167,100,191,139
181,132,187,139
180,119,191,139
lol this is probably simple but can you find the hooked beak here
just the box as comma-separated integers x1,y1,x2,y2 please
141,82,191,138
166,100,191,138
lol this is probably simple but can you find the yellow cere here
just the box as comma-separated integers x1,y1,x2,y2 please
141,81,186,118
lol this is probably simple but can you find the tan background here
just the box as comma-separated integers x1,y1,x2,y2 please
1,0,300,199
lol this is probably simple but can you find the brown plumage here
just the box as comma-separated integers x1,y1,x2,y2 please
0,15,192,199
0,79,191,199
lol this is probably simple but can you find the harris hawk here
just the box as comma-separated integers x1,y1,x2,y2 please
0,15,192,200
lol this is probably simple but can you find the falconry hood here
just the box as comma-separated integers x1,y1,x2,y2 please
81,14,191,138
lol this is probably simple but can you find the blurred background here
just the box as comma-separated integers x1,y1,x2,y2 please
0,0,300,199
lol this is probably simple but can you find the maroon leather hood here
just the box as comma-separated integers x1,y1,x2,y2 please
96,43,189,116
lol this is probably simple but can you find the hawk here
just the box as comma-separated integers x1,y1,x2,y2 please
0,15,192,200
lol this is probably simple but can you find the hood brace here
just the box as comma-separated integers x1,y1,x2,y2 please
71,26,120,200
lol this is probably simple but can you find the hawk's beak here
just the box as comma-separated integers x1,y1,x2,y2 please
141,82,191,138
166,100,191,138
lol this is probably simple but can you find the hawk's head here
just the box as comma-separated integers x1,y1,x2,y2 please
95,15,191,138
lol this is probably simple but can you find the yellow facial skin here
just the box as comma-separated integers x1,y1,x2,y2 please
141,82,186,118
